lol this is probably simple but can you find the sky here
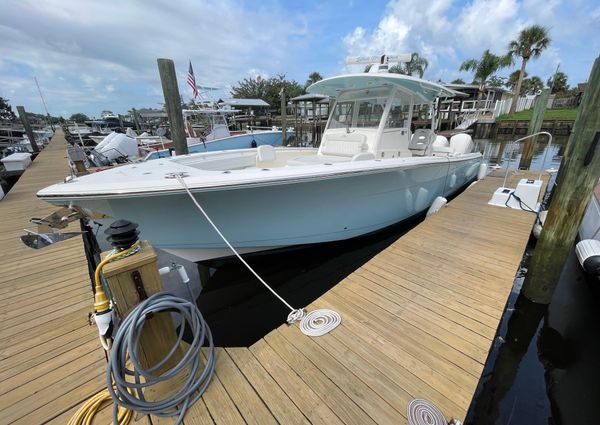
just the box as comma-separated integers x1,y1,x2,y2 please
1,0,598,118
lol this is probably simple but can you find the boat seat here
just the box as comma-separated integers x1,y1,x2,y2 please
256,145,276,162
409,129,435,156
319,133,368,157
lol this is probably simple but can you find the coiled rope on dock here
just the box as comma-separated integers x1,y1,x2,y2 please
407,399,448,425
107,292,216,425
174,173,341,337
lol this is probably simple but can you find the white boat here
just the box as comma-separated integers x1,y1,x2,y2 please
38,70,482,261
144,109,291,160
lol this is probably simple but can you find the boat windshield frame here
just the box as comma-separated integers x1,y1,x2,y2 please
325,87,415,134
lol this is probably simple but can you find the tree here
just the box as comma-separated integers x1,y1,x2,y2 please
507,24,551,113
450,78,465,84
231,74,304,114
387,53,429,78
230,75,269,100
521,76,544,95
547,71,568,94
505,70,527,92
404,53,429,78
264,74,304,114
0,97,16,121
69,113,89,123
459,50,513,98
487,75,506,88
305,72,323,89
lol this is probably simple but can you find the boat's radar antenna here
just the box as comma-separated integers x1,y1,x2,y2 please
346,53,412,73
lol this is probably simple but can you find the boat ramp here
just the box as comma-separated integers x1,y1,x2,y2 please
0,130,547,424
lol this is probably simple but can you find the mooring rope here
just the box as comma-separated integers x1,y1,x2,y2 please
174,173,341,336
407,399,448,425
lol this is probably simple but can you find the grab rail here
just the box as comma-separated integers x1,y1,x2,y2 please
502,131,553,188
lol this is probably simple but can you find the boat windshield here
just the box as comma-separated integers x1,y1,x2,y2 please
327,87,406,130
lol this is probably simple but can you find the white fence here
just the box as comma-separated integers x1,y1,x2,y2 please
493,96,535,118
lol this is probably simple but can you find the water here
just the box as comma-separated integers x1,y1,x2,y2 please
475,134,569,172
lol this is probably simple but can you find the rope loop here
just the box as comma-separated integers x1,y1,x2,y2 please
286,308,306,324
299,309,342,336
407,399,447,425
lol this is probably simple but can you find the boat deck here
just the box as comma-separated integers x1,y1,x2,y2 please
0,130,545,424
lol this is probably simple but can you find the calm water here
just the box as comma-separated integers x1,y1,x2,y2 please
475,134,569,172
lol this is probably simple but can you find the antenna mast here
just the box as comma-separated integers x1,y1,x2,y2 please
34,77,54,130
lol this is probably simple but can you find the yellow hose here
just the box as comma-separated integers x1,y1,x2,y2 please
94,241,141,313
67,388,133,425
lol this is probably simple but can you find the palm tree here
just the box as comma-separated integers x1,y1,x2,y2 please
405,53,429,78
305,72,323,88
388,53,429,78
459,50,513,99
507,25,551,113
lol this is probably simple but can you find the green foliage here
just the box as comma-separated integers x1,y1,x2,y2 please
0,97,16,121
521,76,544,95
506,25,551,112
547,71,569,94
69,113,89,123
231,74,304,113
450,78,465,84
505,70,526,91
459,50,513,96
487,75,506,88
387,53,429,78
230,75,269,99
507,25,551,62
496,107,577,121
305,72,323,89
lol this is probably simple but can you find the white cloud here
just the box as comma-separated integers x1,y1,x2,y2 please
0,0,309,116
341,0,572,82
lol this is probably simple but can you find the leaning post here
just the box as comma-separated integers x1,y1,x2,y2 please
157,58,188,155
16,106,40,153
280,88,287,146
518,88,550,169
521,56,600,304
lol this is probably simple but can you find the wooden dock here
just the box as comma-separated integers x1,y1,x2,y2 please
0,130,545,424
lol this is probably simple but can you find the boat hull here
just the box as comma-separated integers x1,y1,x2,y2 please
61,155,481,261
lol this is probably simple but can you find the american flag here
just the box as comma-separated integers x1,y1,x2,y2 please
187,61,198,99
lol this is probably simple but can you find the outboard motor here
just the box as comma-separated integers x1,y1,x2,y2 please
575,239,600,276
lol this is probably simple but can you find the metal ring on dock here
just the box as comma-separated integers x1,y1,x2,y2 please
299,309,342,336
407,399,447,425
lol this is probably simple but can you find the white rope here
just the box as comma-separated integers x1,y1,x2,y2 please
299,309,342,336
174,174,341,335
407,399,448,425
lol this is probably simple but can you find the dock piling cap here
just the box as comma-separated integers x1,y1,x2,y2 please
105,219,139,250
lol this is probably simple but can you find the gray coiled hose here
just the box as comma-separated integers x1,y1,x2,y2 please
106,292,216,425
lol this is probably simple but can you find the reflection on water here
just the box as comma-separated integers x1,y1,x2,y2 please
474,134,569,171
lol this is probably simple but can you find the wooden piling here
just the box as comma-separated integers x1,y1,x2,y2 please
521,57,600,304
102,240,185,400
16,106,40,153
519,89,550,169
117,114,124,128
157,58,188,155
280,89,287,146
131,108,141,131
